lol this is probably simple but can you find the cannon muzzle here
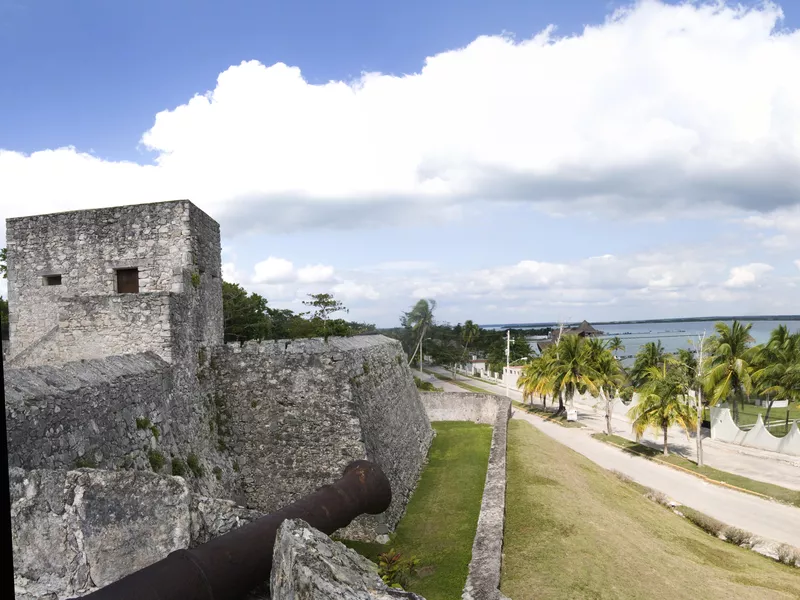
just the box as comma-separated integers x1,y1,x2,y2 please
71,459,391,600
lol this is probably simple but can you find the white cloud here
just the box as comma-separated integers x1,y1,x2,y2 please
297,264,336,283
253,257,295,283
221,262,243,284
794,259,800,270
331,281,380,301
2,1,800,235
724,262,774,288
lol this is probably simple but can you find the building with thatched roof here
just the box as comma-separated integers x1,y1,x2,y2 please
535,320,603,354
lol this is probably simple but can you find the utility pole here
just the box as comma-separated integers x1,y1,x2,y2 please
505,329,511,397
420,326,425,378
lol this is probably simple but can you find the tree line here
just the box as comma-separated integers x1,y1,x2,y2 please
517,321,800,466
378,298,535,376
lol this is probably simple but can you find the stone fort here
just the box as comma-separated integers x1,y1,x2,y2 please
4,200,435,598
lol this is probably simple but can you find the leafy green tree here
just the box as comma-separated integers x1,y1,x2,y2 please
0,295,8,341
539,333,600,414
751,325,800,421
590,347,627,435
608,336,624,359
705,321,755,424
630,340,668,388
301,293,348,340
461,319,480,361
0,247,6,279
628,360,697,456
221,281,272,342
402,299,436,369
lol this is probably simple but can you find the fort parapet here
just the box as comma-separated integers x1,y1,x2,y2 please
4,199,434,570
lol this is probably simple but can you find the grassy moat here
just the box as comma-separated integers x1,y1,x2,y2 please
342,421,492,599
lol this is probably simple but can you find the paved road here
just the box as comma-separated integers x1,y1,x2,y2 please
427,366,800,491
512,409,800,549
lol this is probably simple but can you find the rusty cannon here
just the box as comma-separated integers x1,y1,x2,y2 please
70,460,392,600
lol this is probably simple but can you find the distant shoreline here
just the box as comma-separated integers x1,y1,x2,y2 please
481,315,800,329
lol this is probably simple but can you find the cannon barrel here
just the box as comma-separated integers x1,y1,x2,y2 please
71,460,392,600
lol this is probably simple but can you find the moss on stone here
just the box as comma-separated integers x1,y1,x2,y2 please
136,417,151,430
213,466,223,480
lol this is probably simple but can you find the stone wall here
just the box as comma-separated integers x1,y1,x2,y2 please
203,334,433,539
10,467,266,600
5,201,191,359
420,391,500,424
462,397,511,600
4,351,235,500
7,293,174,368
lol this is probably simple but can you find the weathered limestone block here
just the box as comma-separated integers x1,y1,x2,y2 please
11,467,191,599
270,519,425,599
189,494,265,546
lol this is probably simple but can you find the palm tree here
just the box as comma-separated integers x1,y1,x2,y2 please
589,347,627,435
403,299,437,374
705,321,755,424
544,333,599,415
461,320,480,362
628,360,697,455
608,336,625,359
518,355,550,409
630,340,667,388
751,325,800,422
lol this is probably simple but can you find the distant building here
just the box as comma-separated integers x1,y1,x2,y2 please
536,320,603,354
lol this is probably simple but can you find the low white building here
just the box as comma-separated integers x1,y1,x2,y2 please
502,364,525,391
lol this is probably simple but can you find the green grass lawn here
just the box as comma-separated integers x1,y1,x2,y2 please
512,400,586,428
590,433,800,508
502,420,800,600
704,402,800,437
342,421,493,600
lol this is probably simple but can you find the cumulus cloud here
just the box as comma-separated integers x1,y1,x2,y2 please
331,281,380,301
724,263,775,287
1,0,799,235
253,257,295,284
250,257,336,286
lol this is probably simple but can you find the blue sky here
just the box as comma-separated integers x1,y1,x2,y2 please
2,0,800,327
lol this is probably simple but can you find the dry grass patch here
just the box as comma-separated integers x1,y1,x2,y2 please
501,420,800,600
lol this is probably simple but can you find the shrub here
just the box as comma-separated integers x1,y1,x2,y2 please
187,453,204,478
136,417,151,430
148,450,165,472
413,376,442,392
191,272,201,288
377,549,420,589
776,544,800,566
611,470,633,485
213,466,223,481
171,458,187,477
644,489,671,507
723,527,754,548
679,506,725,537
233,461,241,472
74,456,97,468
150,425,160,440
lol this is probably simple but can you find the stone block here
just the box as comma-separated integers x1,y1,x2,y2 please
271,519,425,599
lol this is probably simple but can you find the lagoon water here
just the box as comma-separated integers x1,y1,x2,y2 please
485,318,800,366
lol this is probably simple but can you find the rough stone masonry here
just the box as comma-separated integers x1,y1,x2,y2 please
5,200,434,596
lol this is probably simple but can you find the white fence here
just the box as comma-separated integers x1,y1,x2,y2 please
710,407,800,457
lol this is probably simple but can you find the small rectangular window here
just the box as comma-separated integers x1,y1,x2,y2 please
44,275,62,286
116,268,139,293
